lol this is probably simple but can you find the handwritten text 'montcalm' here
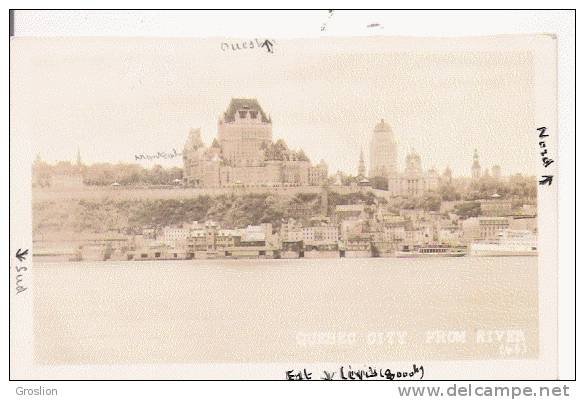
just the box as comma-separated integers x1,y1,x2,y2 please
134,148,182,162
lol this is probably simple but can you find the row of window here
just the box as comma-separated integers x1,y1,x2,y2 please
238,110,259,119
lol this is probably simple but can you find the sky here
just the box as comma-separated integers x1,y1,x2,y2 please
11,36,537,177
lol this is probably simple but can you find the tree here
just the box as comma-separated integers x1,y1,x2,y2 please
422,193,441,211
438,183,461,201
295,149,310,162
370,176,388,190
454,202,481,219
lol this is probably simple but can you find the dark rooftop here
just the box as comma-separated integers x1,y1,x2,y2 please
223,98,271,123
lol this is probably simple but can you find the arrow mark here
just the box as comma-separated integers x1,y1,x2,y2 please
16,248,29,262
261,39,274,53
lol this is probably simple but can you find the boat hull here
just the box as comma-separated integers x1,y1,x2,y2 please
469,249,537,257
395,252,466,258
469,243,537,257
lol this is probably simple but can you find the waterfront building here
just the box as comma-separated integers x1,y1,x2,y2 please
129,244,168,261
162,226,190,247
183,98,328,187
387,150,439,197
404,229,430,245
461,216,511,243
241,223,274,245
383,225,406,242
437,227,463,245
214,228,243,249
460,217,480,243
342,234,372,257
509,216,537,232
302,225,339,247
369,119,397,178
183,221,274,258
478,217,510,240
280,219,304,242
410,217,438,234
187,229,209,252
340,219,365,241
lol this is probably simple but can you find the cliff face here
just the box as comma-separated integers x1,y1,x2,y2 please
32,193,321,238
32,190,384,240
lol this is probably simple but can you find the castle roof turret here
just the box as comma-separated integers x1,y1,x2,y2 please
222,98,271,123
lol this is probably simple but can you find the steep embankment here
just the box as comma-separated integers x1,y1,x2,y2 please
32,193,324,236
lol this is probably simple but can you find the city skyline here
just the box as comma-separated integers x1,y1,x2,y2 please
36,116,516,181
35,109,524,182
31,99,527,179
14,37,538,177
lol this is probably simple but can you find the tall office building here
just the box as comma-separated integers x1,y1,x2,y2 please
369,119,397,178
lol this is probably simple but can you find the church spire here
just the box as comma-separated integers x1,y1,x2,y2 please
471,149,481,180
358,148,366,178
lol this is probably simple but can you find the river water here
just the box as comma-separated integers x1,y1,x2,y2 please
33,257,538,364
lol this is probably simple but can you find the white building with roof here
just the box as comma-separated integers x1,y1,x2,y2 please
302,225,339,246
162,226,190,247
388,150,439,197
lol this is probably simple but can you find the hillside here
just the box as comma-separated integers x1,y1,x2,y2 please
32,191,382,236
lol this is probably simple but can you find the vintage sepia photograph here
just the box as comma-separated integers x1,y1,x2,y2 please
9,26,561,381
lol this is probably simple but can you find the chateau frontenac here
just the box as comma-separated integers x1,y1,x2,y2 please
183,98,328,187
